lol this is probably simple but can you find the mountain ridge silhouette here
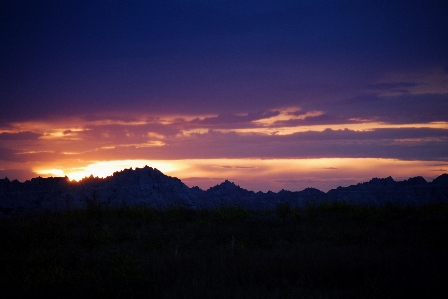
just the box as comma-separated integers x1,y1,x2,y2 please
1,166,447,216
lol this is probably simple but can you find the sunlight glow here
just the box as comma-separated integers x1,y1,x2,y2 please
36,168,65,177
59,160,184,181
6,107,448,192
33,158,448,192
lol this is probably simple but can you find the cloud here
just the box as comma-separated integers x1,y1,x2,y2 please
84,127,446,162
429,163,448,167
1,0,447,128
81,114,143,123
329,93,448,124
0,168,37,182
189,110,280,126
211,165,256,169
0,147,17,162
6,126,445,165
268,113,360,127
0,131,42,140
292,128,448,141
365,82,420,90
2,110,448,167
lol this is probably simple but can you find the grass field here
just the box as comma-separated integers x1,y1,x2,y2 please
1,202,447,298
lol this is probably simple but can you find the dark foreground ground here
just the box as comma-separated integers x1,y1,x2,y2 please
1,202,448,298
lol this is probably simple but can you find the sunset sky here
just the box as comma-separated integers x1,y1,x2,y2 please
1,0,448,192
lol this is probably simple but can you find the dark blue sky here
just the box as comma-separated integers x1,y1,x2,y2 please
2,0,447,120
1,0,448,190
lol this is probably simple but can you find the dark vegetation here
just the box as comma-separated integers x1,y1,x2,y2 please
1,202,448,298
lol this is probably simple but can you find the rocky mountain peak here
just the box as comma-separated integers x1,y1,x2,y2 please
433,174,448,185
208,180,241,192
367,176,395,186
400,176,427,186
1,169,447,216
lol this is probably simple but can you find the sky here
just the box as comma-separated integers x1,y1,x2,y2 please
1,0,448,192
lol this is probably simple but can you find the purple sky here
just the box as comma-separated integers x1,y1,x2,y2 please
1,0,448,191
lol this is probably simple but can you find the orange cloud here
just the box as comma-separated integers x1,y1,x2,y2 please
2,106,448,190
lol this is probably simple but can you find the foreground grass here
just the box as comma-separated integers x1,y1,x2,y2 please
1,202,448,298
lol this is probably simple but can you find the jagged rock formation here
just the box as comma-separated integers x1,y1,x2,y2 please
196,180,329,210
327,174,448,206
0,166,447,216
0,166,197,215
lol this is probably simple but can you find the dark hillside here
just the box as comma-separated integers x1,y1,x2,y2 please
1,203,447,298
